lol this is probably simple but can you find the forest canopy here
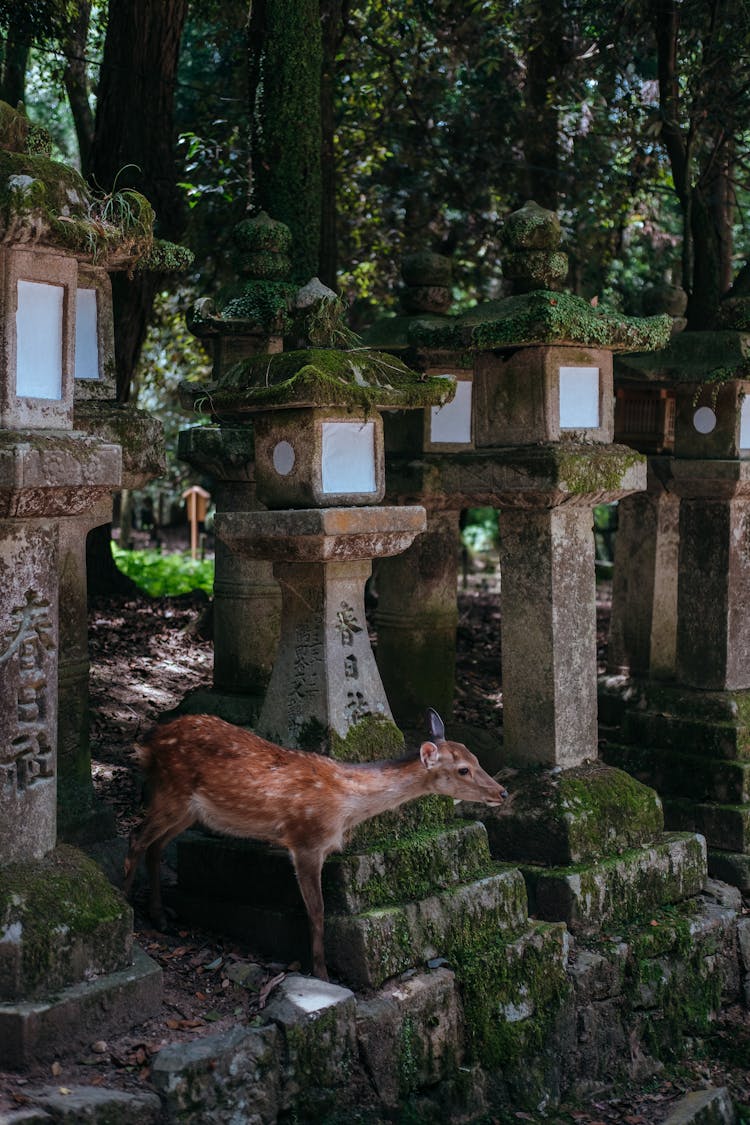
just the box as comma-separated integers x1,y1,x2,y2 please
3,0,750,393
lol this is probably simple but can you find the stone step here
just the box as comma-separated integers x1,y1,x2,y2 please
624,710,750,760
603,742,750,805
0,945,162,1067
326,867,529,990
177,819,495,917
708,849,750,893
665,797,750,853
520,832,707,933
175,865,528,990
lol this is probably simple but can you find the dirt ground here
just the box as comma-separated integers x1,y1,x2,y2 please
2,571,750,1122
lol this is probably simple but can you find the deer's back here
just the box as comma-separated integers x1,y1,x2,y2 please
137,714,347,851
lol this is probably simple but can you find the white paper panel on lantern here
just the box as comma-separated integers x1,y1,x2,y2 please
559,366,600,429
16,280,64,399
430,379,472,443
321,421,376,494
740,397,750,450
75,287,99,379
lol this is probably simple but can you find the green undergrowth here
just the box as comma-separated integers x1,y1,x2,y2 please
112,545,214,596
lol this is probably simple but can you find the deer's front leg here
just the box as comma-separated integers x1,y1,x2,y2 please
291,849,328,981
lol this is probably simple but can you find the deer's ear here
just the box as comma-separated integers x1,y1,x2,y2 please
426,708,445,742
420,741,440,769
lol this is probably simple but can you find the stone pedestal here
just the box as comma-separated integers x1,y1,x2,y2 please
178,425,280,724
375,509,460,726
499,505,597,769
216,505,426,751
606,460,679,680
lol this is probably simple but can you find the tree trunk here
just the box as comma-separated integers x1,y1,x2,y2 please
319,0,348,289
0,34,28,106
62,1,95,175
89,0,189,401
248,0,323,282
522,0,566,209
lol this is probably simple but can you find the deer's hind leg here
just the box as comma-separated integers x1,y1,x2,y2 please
290,847,328,981
124,807,195,929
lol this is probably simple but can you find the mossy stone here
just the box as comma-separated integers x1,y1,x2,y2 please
182,347,458,415
234,211,293,255
402,285,452,315
0,844,132,1001
503,200,562,251
474,761,663,866
402,251,453,288
502,249,569,291
238,249,292,280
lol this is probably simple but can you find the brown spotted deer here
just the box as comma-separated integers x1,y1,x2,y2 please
123,708,507,980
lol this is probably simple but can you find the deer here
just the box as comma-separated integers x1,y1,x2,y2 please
123,708,507,981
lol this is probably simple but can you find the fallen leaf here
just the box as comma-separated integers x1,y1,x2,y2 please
51,1061,62,1077
59,1087,72,1095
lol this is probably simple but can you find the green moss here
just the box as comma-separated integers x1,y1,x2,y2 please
234,212,293,255
503,201,562,251
329,713,405,763
617,329,750,384
134,238,194,272
238,250,292,280
558,446,644,495
0,844,129,998
218,280,297,332
0,100,29,150
409,290,671,354
502,250,569,289
184,347,457,415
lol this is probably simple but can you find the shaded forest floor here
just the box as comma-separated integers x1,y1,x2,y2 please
3,570,750,1121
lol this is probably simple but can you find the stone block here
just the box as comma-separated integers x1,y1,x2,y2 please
0,1109,52,1123
604,743,750,805
324,820,494,913
326,868,528,990
25,1086,162,1124
151,1024,282,1125
263,974,357,1117
522,832,707,933
356,967,464,1105
662,1086,736,1125
568,945,628,1004
708,850,750,893
469,761,663,865
666,799,750,853
0,944,162,1067
0,845,133,1002
624,710,750,760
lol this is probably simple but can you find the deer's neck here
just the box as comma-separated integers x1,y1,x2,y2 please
339,760,430,831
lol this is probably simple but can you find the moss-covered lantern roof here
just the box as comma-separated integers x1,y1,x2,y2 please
408,288,671,354
616,329,750,386
180,346,457,418
0,101,192,271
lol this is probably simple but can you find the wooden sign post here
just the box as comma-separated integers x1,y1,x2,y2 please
182,484,211,559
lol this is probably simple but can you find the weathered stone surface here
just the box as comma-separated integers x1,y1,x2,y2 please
324,820,493,913
263,974,357,1116
605,742,750,805
73,402,164,488
662,1087,736,1125
386,442,646,511
470,762,663,865
499,506,599,769
474,345,614,446
375,508,461,726
0,845,132,1002
673,377,750,461
568,944,628,1005
326,868,528,990
151,1023,282,1125
708,850,750,893
26,1085,162,1124
666,799,750,853
0,1108,52,1123
606,476,680,679
676,495,750,691
217,504,426,562
625,711,750,760
522,832,707,932
356,967,464,1105
0,944,162,1066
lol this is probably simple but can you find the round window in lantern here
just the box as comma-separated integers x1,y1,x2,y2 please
693,406,717,435
272,441,296,476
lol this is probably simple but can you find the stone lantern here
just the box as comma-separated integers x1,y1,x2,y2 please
181,342,455,751
384,202,706,937
602,321,750,892
0,101,169,1062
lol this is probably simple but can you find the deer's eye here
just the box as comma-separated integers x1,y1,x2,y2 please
458,767,470,776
